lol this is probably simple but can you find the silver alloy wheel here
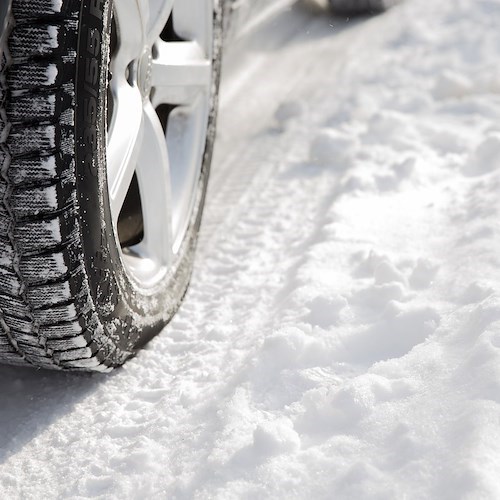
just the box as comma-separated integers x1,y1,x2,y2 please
107,0,213,289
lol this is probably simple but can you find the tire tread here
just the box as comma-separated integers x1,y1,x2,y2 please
0,0,111,371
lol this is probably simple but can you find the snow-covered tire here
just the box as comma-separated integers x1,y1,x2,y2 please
329,0,400,14
0,0,222,371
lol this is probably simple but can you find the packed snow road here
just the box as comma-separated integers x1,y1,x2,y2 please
1,0,500,497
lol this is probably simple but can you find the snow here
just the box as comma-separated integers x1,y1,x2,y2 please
51,0,63,12
1,0,500,497
45,64,58,85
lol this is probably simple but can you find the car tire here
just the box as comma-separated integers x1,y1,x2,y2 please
0,0,222,371
329,0,400,15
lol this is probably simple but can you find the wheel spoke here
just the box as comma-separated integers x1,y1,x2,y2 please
135,101,174,265
147,0,175,46
136,0,151,24
107,83,144,221
172,0,212,53
151,41,211,107
112,0,146,70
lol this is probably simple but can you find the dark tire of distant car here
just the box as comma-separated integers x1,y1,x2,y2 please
329,0,400,14
0,0,223,371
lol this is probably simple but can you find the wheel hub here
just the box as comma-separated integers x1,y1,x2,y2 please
138,47,153,99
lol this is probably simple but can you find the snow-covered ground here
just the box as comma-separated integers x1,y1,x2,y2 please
1,0,500,497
